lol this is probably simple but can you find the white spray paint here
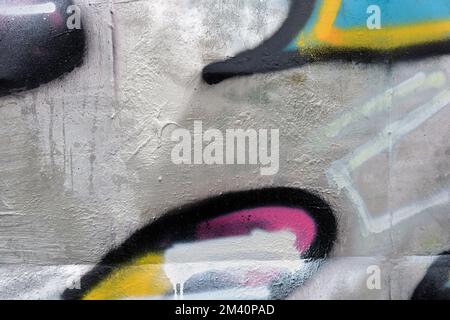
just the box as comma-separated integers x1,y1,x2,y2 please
319,71,445,141
163,230,304,299
328,82,450,234
125,286,270,300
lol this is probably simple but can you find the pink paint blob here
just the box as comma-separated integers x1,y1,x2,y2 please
49,12,64,27
196,206,317,254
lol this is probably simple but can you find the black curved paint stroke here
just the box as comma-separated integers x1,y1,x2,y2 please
203,0,450,84
203,0,315,85
0,0,85,96
411,251,450,300
63,187,337,300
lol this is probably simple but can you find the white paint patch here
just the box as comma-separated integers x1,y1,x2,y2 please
163,230,304,299
0,2,56,16
0,265,91,300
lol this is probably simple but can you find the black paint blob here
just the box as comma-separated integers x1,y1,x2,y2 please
0,0,85,96
411,251,450,300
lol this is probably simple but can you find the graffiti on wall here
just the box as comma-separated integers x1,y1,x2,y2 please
0,0,85,96
62,188,337,300
203,0,450,84
324,70,450,234
0,0,447,301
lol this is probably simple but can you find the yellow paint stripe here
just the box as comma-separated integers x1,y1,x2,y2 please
83,253,171,300
298,0,450,50
324,21,450,50
313,0,342,45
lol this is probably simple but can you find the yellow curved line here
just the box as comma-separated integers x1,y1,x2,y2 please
83,253,171,300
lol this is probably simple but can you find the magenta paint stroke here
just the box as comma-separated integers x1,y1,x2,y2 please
197,206,317,253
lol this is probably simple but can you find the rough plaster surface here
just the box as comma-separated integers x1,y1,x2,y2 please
0,0,448,299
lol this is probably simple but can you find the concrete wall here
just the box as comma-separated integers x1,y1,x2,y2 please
0,0,448,299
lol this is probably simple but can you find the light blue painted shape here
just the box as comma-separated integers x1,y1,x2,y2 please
334,0,450,28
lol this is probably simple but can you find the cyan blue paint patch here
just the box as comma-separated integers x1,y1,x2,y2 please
285,0,325,51
334,0,450,28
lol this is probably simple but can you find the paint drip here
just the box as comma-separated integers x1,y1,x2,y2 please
163,229,304,299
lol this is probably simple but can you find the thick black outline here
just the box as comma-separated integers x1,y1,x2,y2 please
0,0,85,96
411,251,450,300
202,0,315,84
63,187,337,300
202,0,450,84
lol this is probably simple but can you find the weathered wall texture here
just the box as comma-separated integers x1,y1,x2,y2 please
0,0,449,299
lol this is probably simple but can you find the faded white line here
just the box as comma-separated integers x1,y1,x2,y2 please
0,3,56,16
327,85,450,234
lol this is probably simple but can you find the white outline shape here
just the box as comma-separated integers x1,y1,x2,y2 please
327,84,450,235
